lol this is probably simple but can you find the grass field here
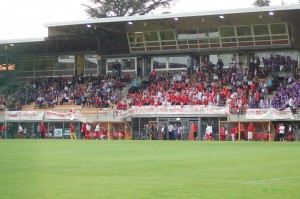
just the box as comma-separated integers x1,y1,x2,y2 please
0,140,299,199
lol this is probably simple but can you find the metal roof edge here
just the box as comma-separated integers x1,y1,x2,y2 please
44,4,300,27
0,37,45,45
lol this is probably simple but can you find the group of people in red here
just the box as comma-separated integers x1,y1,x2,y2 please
219,123,256,141
80,123,108,140
16,122,47,139
127,66,270,116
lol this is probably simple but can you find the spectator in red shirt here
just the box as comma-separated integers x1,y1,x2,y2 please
81,123,86,139
220,125,226,141
119,128,125,140
101,128,108,140
70,123,76,140
1,123,6,139
247,123,255,141
230,125,237,141
40,122,47,139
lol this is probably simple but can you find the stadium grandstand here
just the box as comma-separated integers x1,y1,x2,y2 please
1,5,300,141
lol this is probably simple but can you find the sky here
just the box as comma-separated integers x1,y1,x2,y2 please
0,0,299,40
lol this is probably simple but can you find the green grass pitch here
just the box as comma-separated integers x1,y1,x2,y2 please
0,140,299,199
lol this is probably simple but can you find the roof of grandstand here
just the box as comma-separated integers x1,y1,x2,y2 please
44,4,300,27
1,4,300,56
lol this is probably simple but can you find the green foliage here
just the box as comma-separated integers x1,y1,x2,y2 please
0,140,300,199
83,0,177,18
253,0,271,7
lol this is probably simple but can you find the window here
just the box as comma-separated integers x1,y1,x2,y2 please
177,30,188,40
84,55,97,70
160,30,175,41
169,56,189,69
56,55,75,70
144,31,159,42
121,58,136,71
270,24,287,35
220,27,235,37
18,58,34,71
236,26,252,36
35,59,54,71
107,59,121,71
153,57,167,69
187,29,198,40
198,28,209,43
253,25,269,35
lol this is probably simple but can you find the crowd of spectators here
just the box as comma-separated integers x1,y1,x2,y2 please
0,74,132,111
127,60,299,114
0,55,299,114
261,54,298,73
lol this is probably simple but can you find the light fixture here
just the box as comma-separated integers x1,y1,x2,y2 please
128,21,133,25
174,17,178,21
202,18,205,23
176,117,180,121
269,11,274,16
219,15,224,19
10,44,14,47
259,14,263,19
86,24,92,28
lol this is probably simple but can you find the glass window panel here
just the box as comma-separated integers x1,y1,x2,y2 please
238,37,253,42
178,41,187,44
55,70,74,76
253,25,269,35
188,40,198,44
84,55,97,70
135,32,144,43
35,59,54,71
128,33,135,43
55,55,75,70
15,71,34,78
199,39,209,43
145,42,160,47
187,29,198,40
121,58,135,71
107,59,121,71
18,59,34,71
221,38,237,42
169,56,189,69
198,28,209,39
208,28,220,38
153,57,167,69
271,35,288,40
270,24,287,35
220,27,235,37
161,41,177,45
236,26,252,36
209,38,220,43
212,54,236,67
255,36,271,41
144,31,158,42
177,30,188,40
160,30,175,40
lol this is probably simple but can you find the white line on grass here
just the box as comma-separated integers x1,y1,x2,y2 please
244,176,300,184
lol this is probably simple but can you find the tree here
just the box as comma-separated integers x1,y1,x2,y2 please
253,0,270,7
83,0,177,18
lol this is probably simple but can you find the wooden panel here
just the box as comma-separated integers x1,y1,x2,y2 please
178,45,189,49
146,46,161,51
272,40,289,45
199,44,210,48
238,42,255,47
255,41,272,46
222,42,238,47
161,46,178,50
